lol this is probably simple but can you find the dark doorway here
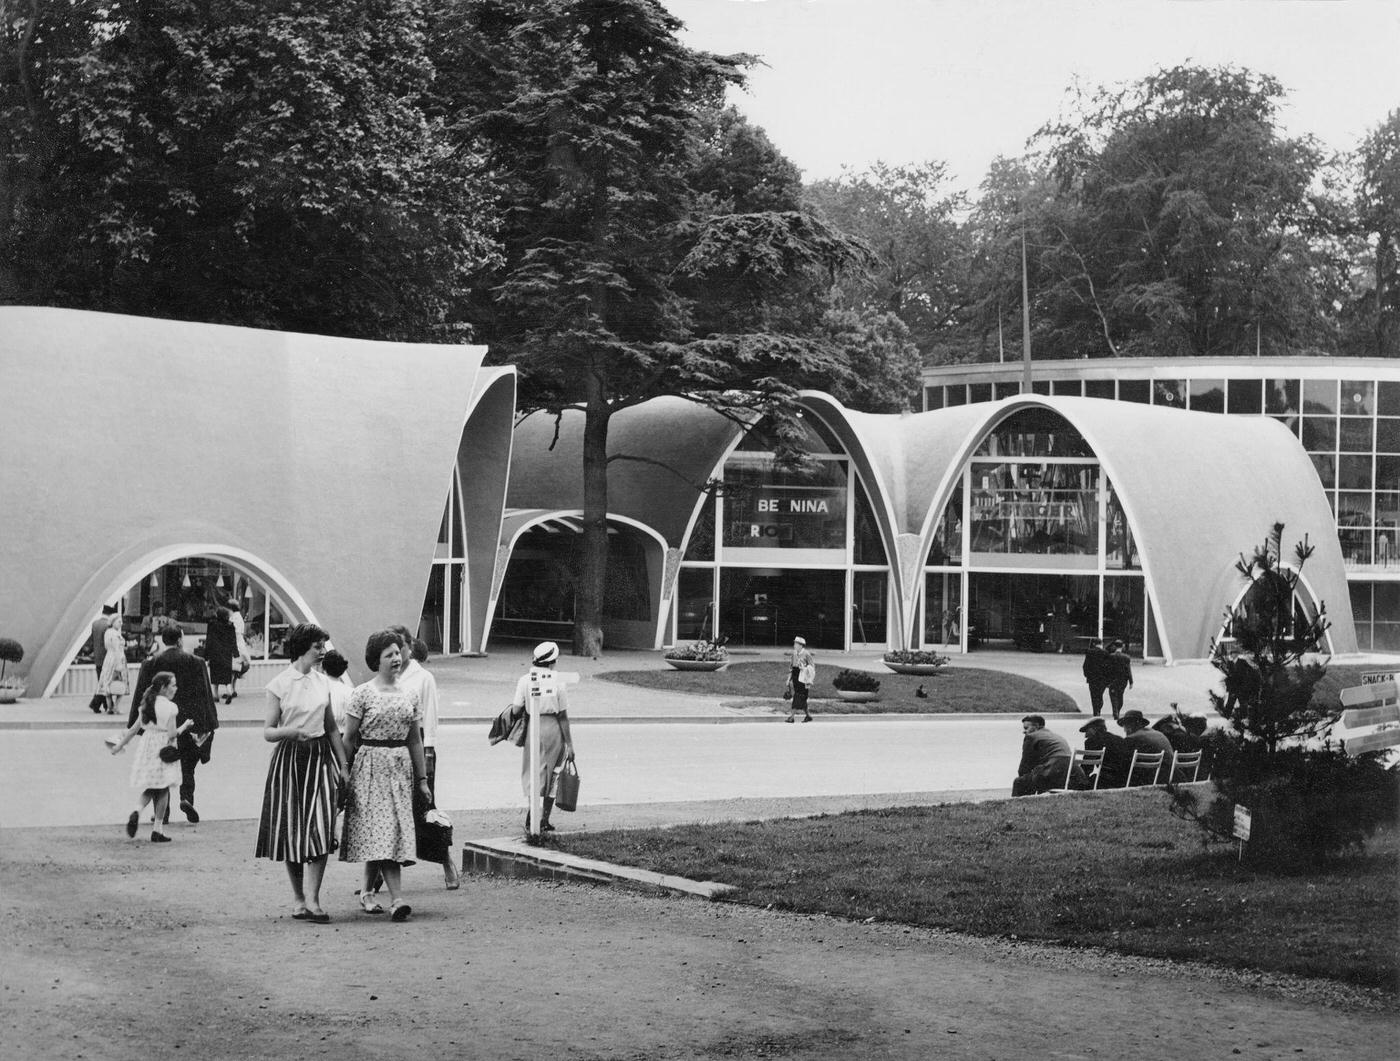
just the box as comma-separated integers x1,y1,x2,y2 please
718,568,845,650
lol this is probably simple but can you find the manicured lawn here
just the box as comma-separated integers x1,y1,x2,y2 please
596,661,1079,714
562,790,1399,991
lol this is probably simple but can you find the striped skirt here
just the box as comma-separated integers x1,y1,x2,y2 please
255,736,339,863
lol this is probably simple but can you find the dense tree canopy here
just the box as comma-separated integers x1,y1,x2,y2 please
1,0,499,338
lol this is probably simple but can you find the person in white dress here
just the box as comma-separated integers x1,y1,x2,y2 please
508,641,576,837
109,671,192,842
98,617,127,716
227,598,252,700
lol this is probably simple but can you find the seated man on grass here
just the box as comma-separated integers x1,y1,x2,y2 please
1012,715,1086,796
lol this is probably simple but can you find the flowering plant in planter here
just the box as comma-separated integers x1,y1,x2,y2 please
663,640,729,663
832,668,881,692
883,649,949,668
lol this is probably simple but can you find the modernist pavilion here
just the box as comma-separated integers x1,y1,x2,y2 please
1,309,1365,698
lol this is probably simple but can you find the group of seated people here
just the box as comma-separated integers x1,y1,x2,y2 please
1012,708,1209,796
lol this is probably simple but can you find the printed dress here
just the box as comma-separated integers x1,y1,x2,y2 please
130,697,180,791
340,684,419,864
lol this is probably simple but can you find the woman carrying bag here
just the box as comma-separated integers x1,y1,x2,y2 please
508,641,576,836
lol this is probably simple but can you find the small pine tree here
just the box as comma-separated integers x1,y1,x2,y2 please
1173,523,1398,867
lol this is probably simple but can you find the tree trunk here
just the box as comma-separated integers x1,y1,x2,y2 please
573,376,610,658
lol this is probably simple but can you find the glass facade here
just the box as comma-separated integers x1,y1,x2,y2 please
923,407,1150,656
674,412,889,650
922,362,1400,651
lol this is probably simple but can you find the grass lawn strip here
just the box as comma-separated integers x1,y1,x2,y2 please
560,789,1398,993
597,661,1078,715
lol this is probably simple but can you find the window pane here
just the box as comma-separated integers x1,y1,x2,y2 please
994,381,1021,400
969,383,992,404
1226,379,1264,414
1338,454,1373,490
1052,379,1082,396
1338,491,1373,526
1378,456,1400,493
1340,417,1375,453
1031,380,1050,396
1189,379,1225,413
1119,380,1150,404
924,386,943,411
1309,452,1335,489
1376,419,1400,453
945,386,967,407
925,484,963,567
676,568,715,641
1340,528,1372,565
1085,379,1115,399
1265,379,1299,415
1303,378,1338,415
1153,380,1185,408
1301,417,1336,452
1379,382,1400,417
1341,381,1375,416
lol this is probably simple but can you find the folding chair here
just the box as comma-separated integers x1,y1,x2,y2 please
1122,749,1165,787
1067,747,1104,791
1168,750,1202,784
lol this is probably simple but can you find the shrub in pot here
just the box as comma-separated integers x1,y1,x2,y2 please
832,668,880,693
0,638,24,702
882,649,949,668
663,640,729,663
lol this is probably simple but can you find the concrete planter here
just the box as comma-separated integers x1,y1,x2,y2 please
834,689,880,702
663,658,727,671
883,662,945,676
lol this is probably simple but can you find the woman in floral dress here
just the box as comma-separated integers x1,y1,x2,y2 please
340,630,432,922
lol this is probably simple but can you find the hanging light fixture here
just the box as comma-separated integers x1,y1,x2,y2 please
216,568,225,588
244,581,254,599
149,571,159,588
182,564,191,588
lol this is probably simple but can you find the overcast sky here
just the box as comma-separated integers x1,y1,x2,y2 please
665,0,1400,192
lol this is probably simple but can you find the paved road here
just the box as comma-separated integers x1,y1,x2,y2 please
3,715,1062,828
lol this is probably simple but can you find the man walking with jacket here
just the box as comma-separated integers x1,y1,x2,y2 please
128,625,219,823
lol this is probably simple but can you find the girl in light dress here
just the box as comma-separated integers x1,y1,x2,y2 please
109,671,192,842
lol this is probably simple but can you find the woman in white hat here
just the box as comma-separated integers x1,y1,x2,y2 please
507,641,576,835
786,636,815,723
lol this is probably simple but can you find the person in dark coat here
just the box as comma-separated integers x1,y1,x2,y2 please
129,624,219,823
1106,639,1134,720
1081,640,1112,717
1118,709,1174,785
204,606,239,704
1012,715,1086,796
1079,716,1132,788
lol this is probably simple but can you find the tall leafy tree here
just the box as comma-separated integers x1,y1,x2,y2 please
437,0,868,655
1352,109,1400,356
1030,65,1340,359
1,0,498,338
806,161,974,365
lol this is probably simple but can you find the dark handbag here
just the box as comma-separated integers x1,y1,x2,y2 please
158,743,181,763
782,678,793,701
552,760,580,812
413,790,454,865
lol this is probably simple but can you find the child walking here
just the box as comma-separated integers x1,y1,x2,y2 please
110,671,191,842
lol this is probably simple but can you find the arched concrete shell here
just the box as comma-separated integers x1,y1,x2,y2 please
507,397,749,547
803,394,1355,660
0,307,513,693
502,391,1355,661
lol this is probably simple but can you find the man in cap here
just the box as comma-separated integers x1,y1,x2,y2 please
1079,716,1131,788
1106,639,1134,720
1012,715,1086,795
508,641,576,839
1118,708,1174,785
785,636,814,723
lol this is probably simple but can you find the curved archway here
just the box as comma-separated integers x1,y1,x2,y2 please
488,512,671,652
40,544,320,698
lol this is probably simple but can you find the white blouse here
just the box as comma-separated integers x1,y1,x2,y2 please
265,665,332,738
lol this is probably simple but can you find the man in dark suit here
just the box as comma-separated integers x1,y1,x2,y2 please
88,604,118,713
1012,715,1086,796
128,624,219,823
1079,716,1131,788
1118,709,1175,785
1081,640,1112,717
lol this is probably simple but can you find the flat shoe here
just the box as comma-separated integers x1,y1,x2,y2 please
150,832,171,843
125,811,139,838
308,912,330,924
291,909,312,921
180,799,199,824
390,901,412,922
359,892,384,915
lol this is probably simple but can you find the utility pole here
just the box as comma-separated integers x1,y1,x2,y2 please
1021,227,1032,392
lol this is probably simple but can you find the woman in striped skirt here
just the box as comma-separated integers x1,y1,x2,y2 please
255,623,347,924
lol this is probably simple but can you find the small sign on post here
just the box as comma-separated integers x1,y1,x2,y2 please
1232,804,1251,840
